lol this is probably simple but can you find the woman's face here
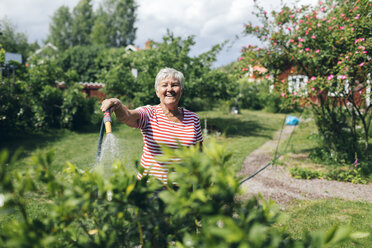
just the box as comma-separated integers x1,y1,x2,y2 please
156,76,182,106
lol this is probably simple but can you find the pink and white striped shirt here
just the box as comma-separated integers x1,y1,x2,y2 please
136,105,203,184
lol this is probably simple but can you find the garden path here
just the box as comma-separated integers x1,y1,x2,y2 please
238,124,372,205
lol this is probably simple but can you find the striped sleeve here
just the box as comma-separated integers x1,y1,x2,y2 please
135,105,153,129
194,115,203,143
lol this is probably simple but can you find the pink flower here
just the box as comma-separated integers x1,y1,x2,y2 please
305,48,310,51
355,14,360,19
281,79,285,83
359,62,365,67
239,57,244,61
328,26,332,30
311,87,315,91
299,38,304,42
362,51,367,54
299,19,304,23
290,15,295,19
318,90,322,94
352,28,355,31
312,35,316,39
281,92,285,97
310,76,316,81
299,50,303,53
292,99,296,103
317,23,322,27
293,92,298,96
358,46,365,50
321,7,325,12
297,44,303,48
340,75,347,80
340,26,345,30
315,49,320,53
327,75,334,80
289,39,295,43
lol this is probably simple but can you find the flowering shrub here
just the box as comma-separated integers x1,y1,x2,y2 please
0,143,368,247
237,0,371,163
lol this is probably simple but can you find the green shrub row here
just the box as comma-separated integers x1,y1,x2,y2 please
0,142,368,247
289,167,368,184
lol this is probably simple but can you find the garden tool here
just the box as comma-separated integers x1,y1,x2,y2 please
96,108,112,162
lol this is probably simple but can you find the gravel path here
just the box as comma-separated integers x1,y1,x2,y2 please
238,125,372,205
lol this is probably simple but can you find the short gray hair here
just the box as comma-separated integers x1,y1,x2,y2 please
155,68,184,90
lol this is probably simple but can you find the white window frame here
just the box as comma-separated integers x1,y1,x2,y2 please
328,76,350,97
288,75,308,96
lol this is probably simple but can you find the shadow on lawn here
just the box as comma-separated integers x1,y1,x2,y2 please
200,117,275,138
0,130,68,160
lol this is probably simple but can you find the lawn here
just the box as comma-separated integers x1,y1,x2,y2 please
1,109,371,246
276,199,372,248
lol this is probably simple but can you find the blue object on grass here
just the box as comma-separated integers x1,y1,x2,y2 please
285,116,299,125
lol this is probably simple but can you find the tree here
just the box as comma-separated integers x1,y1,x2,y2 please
91,0,137,47
238,0,371,163
47,6,73,50
0,18,39,62
96,32,236,111
71,0,94,46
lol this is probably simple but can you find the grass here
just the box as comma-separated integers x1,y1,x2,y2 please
1,109,285,173
0,120,144,173
276,118,372,183
1,109,371,246
276,199,372,247
198,109,286,168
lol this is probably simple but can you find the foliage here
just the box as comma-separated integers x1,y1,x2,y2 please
46,6,73,51
0,44,4,64
47,0,137,50
56,45,105,82
238,0,371,163
290,165,368,184
0,58,98,136
92,0,137,48
0,142,368,247
99,32,237,111
71,0,94,46
0,18,40,63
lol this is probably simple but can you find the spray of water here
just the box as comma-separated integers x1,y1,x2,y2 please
93,133,121,178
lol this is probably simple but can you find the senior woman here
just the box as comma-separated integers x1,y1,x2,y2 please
100,68,203,184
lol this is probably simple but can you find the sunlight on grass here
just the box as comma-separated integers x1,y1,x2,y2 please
275,199,372,248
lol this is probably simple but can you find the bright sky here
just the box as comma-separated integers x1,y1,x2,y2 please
0,0,317,67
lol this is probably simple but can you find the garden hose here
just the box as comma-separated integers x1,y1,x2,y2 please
96,108,112,163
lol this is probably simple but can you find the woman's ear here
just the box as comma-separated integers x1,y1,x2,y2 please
155,88,160,98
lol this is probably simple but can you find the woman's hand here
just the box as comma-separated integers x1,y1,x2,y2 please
100,98,122,112
100,98,140,128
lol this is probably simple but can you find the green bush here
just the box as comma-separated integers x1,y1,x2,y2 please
289,166,368,184
290,167,323,180
0,143,368,247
